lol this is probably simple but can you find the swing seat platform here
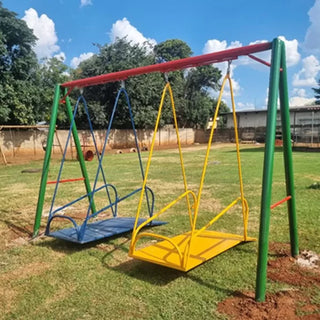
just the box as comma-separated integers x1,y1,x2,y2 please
130,230,255,271
47,217,166,244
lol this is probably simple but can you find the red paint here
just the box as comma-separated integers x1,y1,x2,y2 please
248,54,283,71
270,195,291,210
62,42,272,89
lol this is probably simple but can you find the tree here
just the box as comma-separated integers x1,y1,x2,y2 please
73,38,166,129
312,78,320,105
181,65,223,128
155,40,227,128
73,38,227,129
36,57,70,124
0,2,39,124
154,39,192,61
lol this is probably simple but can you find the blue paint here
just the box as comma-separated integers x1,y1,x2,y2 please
45,88,164,243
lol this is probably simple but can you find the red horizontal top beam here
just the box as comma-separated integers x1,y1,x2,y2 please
62,41,272,89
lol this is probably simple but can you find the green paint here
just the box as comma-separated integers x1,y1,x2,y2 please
279,41,299,257
33,85,60,237
255,38,299,301
255,38,282,302
64,92,96,214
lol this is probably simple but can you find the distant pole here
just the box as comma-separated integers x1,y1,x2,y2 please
311,111,314,145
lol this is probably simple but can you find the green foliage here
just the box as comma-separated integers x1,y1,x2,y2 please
73,38,226,129
0,2,40,124
0,2,69,125
0,1,225,129
154,39,192,61
74,38,166,129
312,78,320,105
0,2,37,78
36,57,70,124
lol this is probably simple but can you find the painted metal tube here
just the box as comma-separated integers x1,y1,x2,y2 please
255,38,282,302
33,85,60,237
279,41,299,257
64,92,97,214
62,42,272,89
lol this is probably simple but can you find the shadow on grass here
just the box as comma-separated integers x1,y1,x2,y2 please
36,231,132,255
103,241,253,295
108,258,183,285
230,146,283,153
35,227,254,295
0,218,33,237
106,256,235,295
233,146,319,153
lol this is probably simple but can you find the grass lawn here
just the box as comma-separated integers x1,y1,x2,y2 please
0,144,319,319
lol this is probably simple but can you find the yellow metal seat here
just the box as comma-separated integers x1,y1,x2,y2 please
131,230,254,271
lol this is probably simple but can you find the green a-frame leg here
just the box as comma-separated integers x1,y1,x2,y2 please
33,86,96,237
255,38,299,301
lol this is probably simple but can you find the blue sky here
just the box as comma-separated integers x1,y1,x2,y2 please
3,0,320,110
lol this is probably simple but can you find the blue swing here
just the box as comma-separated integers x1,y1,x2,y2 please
45,87,165,244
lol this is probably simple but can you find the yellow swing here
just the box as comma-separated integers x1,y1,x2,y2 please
129,65,255,271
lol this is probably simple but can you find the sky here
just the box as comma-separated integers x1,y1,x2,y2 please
2,0,320,110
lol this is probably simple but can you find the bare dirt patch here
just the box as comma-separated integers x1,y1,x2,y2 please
0,261,51,282
267,243,320,287
217,242,320,319
0,222,33,250
217,290,318,320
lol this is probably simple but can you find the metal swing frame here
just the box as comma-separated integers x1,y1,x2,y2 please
33,38,298,301
37,86,165,244
129,65,255,271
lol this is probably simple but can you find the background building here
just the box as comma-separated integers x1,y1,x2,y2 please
221,105,320,146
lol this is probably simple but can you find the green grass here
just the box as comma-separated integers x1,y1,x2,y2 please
0,144,319,319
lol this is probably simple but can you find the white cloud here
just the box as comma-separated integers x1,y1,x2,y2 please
109,18,156,50
240,37,300,68
289,88,315,107
278,36,300,67
292,88,307,97
22,8,61,60
293,55,320,87
304,0,320,52
54,52,66,62
70,52,94,68
237,102,255,110
202,39,242,97
80,0,92,7
290,96,315,106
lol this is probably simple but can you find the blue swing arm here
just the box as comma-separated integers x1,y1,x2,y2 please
47,95,113,221
84,87,154,221
46,86,156,242
78,185,154,240
80,96,116,217
46,182,155,241
125,87,153,218
46,182,118,236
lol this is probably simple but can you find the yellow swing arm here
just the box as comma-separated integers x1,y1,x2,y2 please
130,68,254,271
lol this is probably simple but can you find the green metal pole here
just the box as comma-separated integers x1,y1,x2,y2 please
255,38,282,302
279,41,299,257
33,84,60,237
64,92,96,214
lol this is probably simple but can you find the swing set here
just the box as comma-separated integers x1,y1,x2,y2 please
129,63,255,272
39,85,165,244
34,38,298,302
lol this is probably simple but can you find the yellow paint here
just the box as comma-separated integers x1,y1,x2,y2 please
129,71,252,271
131,230,255,271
